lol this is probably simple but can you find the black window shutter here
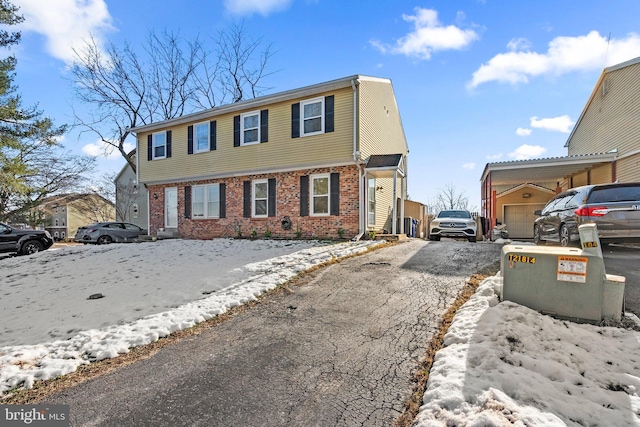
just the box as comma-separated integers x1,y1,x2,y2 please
330,172,339,216
166,130,172,158
268,178,276,217
291,103,300,138
187,126,194,154
260,110,268,143
300,175,309,217
147,135,153,160
234,115,241,147
219,183,226,218
210,121,217,151
243,181,251,218
325,95,334,133
184,186,191,219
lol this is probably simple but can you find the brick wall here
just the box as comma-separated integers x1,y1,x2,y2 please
147,165,360,240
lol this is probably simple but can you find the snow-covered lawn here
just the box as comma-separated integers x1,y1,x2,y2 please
0,238,381,395
2,238,639,426
415,274,640,426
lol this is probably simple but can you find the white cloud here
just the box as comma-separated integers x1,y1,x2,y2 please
530,115,574,133
462,162,476,170
516,127,532,136
370,8,479,60
507,38,532,51
468,31,640,88
508,144,547,160
15,0,114,64
82,140,134,159
486,153,503,161
224,0,292,16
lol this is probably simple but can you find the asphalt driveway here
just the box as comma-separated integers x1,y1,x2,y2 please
42,239,502,426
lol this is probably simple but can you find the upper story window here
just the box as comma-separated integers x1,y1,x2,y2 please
241,111,260,145
192,184,220,219
195,122,210,152
153,132,166,159
301,97,324,136
311,174,330,216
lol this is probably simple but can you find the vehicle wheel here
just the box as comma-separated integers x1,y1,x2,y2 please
20,240,44,255
559,225,570,247
429,234,440,241
97,235,113,245
533,225,542,245
468,237,476,242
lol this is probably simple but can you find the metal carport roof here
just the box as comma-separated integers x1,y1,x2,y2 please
480,152,617,186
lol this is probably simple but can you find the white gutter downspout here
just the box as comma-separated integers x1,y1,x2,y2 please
351,78,365,238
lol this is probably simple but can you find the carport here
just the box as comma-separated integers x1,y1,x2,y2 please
480,152,617,239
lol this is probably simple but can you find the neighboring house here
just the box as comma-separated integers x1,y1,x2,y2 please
40,193,116,241
564,56,640,183
480,57,640,238
115,150,148,230
131,75,409,239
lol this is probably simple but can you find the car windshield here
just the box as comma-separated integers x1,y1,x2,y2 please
437,210,471,219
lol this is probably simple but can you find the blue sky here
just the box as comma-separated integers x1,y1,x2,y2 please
9,0,640,210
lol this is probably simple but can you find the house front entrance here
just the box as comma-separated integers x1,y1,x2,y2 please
165,187,178,228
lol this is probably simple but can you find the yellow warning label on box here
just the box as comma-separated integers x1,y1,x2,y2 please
557,256,588,283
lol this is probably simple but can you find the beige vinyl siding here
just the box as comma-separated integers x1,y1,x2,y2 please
589,163,614,184
140,87,355,183
617,152,640,182
358,80,408,158
568,62,640,157
372,177,394,232
572,171,589,187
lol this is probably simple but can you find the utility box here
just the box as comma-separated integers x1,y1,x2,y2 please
501,224,625,323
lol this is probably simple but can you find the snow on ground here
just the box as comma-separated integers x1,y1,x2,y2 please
2,238,640,426
415,274,640,427
0,238,381,395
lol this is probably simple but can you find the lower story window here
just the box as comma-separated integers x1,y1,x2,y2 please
253,179,268,217
368,178,376,225
193,184,220,218
311,174,330,216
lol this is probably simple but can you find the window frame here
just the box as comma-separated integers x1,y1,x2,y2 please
152,131,167,160
194,122,210,153
300,97,325,137
252,179,269,218
191,183,220,219
310,173,330,217
240,111,261,146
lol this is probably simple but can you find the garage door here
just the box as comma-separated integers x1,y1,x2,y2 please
504,204,546,239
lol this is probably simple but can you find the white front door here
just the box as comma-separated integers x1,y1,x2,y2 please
165,187,178,228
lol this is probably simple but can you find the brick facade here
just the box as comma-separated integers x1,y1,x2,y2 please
147,165,360,240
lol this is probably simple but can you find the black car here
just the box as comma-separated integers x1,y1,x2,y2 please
533,183,640,247
0,222,54,255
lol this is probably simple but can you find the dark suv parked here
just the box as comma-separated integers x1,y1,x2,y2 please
0,222,54,255
533,183,640,246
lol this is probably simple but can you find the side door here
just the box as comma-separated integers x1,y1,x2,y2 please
165,187,178,229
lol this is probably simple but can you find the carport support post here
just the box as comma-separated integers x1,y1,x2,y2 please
392,170,397,234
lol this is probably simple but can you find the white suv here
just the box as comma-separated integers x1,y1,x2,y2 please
429,210,477,242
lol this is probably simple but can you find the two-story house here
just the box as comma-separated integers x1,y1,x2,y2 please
41,193,116,241
131,75,409,240
114,149,148,230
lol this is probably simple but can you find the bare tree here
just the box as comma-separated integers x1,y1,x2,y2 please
87,171,138,221
429,183,471,215
0,139,95,222
71,23,275,173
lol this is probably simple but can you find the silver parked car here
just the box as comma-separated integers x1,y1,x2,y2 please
533,183,640,246
429,210,477,242
74,222,147,244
